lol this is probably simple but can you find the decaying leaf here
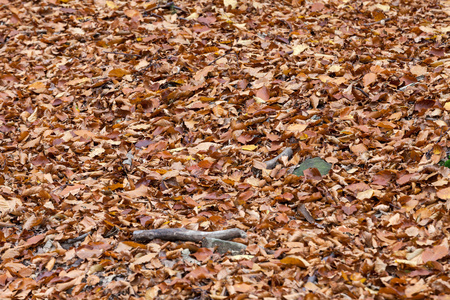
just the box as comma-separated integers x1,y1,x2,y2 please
1,0,448,298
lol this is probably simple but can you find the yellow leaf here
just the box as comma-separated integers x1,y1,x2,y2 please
298,132,309,140
242,145,257,151
433,144,443,155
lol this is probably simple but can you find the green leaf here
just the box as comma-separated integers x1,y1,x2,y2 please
439,156,450,168
292,157,331,177
444,159,450,168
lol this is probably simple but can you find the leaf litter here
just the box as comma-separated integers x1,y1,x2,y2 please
1,0,450,299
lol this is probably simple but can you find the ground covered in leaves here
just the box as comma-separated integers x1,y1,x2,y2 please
1,0,450,299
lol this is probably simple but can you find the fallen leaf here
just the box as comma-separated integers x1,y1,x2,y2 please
241,145,257,151
109,68,131,78
363,73,377,87
280,256,310,268
292,44,309,55
224,0,237,9
437,187,450,199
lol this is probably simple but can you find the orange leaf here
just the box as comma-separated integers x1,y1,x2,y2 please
76,248,103,259
122,241,147,249
103,183,123,191
422,245,449,263
287,123,308,133
234,283,253,293
198,160,214,169
183,196,199,208
26,234,45,246
186,266,212,280
201,46,219,53
28,81,46,93
437,187,450,200
109,68,130,78
192,248,213,262
124,9,142,19
280,256,310,268
238,190,254,202
363,73,377,87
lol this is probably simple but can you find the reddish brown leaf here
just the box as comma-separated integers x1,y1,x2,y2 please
192,248,213,262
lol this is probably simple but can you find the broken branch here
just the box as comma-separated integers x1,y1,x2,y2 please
264,147,293,169
133,228,247,242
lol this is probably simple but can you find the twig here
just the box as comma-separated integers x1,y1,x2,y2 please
398,82,416,91
64,232,91,244
133,228,246,242
298,204,324,228
399,75,425,91
150,13,164,20
354,86,369,98
264,147,293,169
177,17,192,22
436,128,450,145
60,231,92,249
104,51,141,58
279,19,293,34
208,50,239,65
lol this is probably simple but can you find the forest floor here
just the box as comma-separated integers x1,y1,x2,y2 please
0,0,450,299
